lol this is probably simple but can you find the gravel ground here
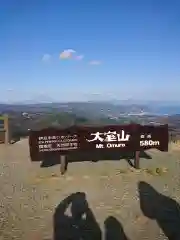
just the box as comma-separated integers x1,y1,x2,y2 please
0,139,180,239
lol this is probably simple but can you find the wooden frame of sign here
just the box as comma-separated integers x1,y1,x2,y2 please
60,155,66,174
58,151,141,175
29,124,168,175
0,115,10,144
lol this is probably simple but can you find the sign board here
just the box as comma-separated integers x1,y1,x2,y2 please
29,124,168,161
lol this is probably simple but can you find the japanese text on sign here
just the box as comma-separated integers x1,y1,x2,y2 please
37,134,78,152
139,133,160,147
86,130,130,149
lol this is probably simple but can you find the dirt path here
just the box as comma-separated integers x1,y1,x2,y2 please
0,140,180,239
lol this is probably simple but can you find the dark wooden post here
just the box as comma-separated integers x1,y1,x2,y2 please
134,151,140,169
60,155,66,175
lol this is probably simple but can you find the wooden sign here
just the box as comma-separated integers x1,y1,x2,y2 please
29,124,168,161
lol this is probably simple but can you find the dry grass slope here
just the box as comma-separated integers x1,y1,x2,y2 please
0,140,180,239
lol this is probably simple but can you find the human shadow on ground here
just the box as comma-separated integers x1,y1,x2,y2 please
138,181,180,240
53,192,130,240
104,216,129,240
41,150,151,169
53,192,102,240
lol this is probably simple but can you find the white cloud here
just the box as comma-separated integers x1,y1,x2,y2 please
89,60,101,65
59,49,76,59
42,54,51,62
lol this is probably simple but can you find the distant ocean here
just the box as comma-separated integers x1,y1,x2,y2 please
150,106,180,116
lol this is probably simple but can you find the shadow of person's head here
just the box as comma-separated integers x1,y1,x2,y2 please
70,192,88,220
138,181,160,219
54,192,101,240
138,181,180,239
104,216,129,240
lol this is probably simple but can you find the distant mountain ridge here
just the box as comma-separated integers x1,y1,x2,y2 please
0,101,180,116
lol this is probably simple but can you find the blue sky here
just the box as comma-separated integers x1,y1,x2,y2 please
0,0,180,103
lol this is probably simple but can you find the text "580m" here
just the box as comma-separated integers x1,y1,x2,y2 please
140,140,160,147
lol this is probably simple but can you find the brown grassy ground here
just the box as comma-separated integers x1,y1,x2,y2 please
0,139,180,239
